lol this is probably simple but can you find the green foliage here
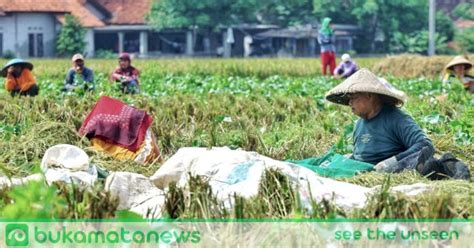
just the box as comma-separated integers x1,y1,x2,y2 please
313,0,440,53
148,0,315,29
56,14,86,57
390,31,449,54
455,27,474,53
2,50,16,60
436,11,455,42
95,50,117,59
453,2,474,20
312,0,355,24
148,0,241,30
250,0,315,26
352,0,428,52
0,181,65,219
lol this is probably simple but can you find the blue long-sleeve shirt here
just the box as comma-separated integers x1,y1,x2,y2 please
64,67,94,86
352,105,433,164
317,31,336,52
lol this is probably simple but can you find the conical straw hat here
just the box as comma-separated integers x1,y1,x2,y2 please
325,68,407,106
444,55,472,71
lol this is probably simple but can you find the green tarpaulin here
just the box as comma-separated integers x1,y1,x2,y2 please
288,151,374,178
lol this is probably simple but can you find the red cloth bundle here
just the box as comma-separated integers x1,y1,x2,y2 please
79,96,152,152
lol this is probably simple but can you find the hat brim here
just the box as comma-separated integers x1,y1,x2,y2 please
1,62,33,77
325,68,406,106
445,56,473,72
326,92,403,106
447,63,472,71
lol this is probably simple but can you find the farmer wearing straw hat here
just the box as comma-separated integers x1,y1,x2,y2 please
2,59,39,97
63,53,95,92
334,53,358,79
326,68,471,180
442,55,473,93
318,17,336,76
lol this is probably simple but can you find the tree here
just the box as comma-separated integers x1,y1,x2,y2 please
313,0,430,53
147,0,249,53
390,31,448,54
148,0,315,29
351,0,429,52
56,14,86,57
251,0,315,26
436,11,455,42
313,0,355,24
453,2,474,21
147,0,241,30
455,27,474,53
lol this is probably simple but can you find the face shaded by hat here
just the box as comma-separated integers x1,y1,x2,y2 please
445,55,472,71
72,53,85,71
1,59,34,77
325,68,407,107
118,53,132,70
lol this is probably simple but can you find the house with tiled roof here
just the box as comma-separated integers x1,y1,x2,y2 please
0,0,154,57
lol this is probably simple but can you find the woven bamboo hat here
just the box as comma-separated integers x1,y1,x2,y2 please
444,55,472,71
325,68,407,106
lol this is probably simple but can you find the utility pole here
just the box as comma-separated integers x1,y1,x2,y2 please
428,0,436,56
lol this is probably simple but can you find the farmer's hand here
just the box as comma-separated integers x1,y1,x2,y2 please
120,76,130,82
374,156,397,172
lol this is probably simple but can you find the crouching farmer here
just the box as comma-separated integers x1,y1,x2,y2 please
63,53,95,92
325,68,471,180
334,53,358,79
2,59,39,97
111,53,140,94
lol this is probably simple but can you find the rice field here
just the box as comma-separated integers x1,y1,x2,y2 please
0,56,472,220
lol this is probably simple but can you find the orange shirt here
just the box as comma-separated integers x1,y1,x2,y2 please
4,69,36,92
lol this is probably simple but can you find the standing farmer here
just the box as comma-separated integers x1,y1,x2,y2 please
318,17,336,76
2,59,39,97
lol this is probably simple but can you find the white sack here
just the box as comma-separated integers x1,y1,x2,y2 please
105,172,165,219
41,144,97,186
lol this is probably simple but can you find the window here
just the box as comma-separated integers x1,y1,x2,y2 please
36,34,43,57
28,33,44,57
28,34,35,57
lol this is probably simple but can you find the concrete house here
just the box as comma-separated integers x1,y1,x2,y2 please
0,0,151,58
0,0,102,57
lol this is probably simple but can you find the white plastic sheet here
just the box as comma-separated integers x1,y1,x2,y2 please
150,147,412,211
111,147,430,217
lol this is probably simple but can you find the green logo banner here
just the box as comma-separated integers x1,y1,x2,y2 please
0,220,472,247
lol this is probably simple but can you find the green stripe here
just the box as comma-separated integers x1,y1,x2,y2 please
0,218,471,223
